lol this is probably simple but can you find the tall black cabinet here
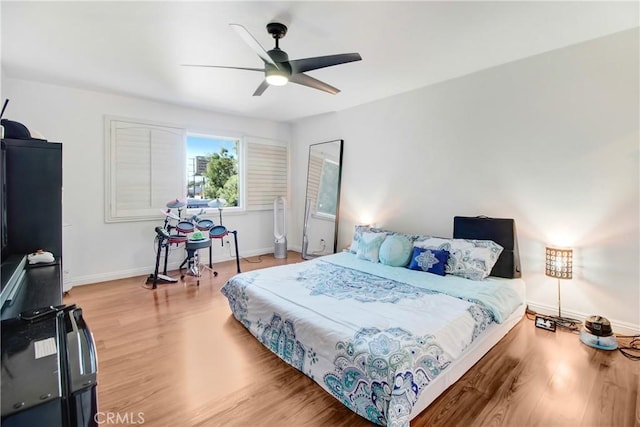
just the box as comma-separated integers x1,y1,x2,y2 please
1,138,63,318
4,138,62,257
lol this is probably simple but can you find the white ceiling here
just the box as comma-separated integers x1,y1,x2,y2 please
2,1,638,122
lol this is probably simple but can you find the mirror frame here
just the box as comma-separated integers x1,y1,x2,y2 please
302,139,344,259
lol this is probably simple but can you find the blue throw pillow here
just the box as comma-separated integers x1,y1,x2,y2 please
408,247,450,276
379,234,413,267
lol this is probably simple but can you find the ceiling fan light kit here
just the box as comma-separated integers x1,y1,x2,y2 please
183,22,362,96
265,65,289,86
265,73,288,86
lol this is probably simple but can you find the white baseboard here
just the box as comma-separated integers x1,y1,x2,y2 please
68,246,275,287
527,301,639,336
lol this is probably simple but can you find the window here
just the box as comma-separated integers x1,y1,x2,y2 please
105,116,288,222
186,134,240,209
186,135,289,211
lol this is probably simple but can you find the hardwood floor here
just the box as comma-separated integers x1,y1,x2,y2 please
64,252,639,427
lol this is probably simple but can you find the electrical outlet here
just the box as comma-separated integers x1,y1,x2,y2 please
318,238,326,254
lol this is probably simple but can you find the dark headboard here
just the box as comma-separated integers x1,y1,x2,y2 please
453,216,522,279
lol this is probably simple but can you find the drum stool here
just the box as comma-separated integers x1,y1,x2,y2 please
180,237,212,286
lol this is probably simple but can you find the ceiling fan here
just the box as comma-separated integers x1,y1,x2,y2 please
183,22,362,96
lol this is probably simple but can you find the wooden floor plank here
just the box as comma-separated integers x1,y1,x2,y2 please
64,252,639,426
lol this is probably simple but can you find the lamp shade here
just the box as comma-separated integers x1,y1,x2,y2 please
545,247,573,279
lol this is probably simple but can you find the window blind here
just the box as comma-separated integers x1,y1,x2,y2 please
306,153,323,215
245,137,289,210
105,117,185,222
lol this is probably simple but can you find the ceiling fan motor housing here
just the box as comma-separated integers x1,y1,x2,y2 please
267,48,289,64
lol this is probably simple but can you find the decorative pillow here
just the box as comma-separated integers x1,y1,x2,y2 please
349,225,372,253
349,226,392,253
379,234,413,267
413,237,503,280
356,232,387,263
408,247,450,276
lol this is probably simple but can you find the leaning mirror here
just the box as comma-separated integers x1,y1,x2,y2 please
302,139,343,259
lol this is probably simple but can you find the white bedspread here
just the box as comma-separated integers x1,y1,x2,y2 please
221,252,525,426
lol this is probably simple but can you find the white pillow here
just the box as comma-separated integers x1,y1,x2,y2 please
413,237,503,280
356,232,387,263
349,225,371,253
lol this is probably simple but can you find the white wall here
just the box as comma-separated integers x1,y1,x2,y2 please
1,77,291,285
291,29,639,333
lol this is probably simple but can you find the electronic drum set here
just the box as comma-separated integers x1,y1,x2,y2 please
146,198,240,289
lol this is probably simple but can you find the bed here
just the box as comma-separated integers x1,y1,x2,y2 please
221,217,525,427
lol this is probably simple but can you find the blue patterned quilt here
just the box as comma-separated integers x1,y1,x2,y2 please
221,252,525,426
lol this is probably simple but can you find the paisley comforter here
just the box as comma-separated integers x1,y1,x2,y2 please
221,252,525,427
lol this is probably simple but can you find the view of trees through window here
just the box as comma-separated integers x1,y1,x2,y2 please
186,135,239,207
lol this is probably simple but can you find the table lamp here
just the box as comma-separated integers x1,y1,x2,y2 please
545,246,578,324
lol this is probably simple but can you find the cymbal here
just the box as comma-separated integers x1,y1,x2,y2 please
160,210,180,221
208,198,227,208
166,199,186,209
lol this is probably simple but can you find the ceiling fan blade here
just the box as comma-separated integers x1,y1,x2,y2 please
181,64,264,72
230,24,279,69
289,73,340,95
289,53,362,74
253,80,270,96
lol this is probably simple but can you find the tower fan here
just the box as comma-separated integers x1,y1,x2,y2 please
301,198,317,260
274,196,287,258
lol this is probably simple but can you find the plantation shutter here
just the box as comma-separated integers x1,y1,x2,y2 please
245,137,289,210
105,117,186,222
